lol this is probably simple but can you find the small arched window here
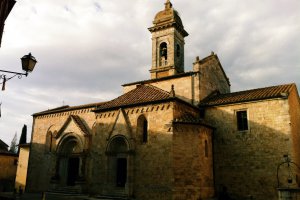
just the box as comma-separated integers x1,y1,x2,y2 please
176,44,180,57
205,140,208,157
142,119,148,143
159,42,168,66
137,115,148,143
45,131,52,153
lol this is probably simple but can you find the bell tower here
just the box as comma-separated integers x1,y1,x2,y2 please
148,0,188,79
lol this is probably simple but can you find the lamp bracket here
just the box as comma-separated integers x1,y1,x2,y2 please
0,69,28,77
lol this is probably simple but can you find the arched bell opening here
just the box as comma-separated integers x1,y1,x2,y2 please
159,42,168,66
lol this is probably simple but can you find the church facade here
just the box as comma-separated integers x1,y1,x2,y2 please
25,1,300,200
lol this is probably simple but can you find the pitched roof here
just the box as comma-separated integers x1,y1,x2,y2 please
33,102,106,116
200,83,296,107
0,139,17,156
197,53,230,86
94,85,172,111
0,139,8,150
0,150,18,156
173,113,213,128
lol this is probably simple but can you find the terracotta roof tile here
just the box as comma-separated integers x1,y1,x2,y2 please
95,85,171,111
173,113,213,128
200,83,295,106
174,112,199,123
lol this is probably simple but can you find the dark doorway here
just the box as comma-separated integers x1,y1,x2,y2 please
116,158,127,187
67,157,79,186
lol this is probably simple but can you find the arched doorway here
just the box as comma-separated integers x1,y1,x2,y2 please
106,136,131,195
55,136,84,186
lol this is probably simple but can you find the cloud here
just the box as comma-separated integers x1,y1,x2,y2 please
0,0,299,144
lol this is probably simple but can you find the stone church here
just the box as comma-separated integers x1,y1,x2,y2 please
24,1,300,200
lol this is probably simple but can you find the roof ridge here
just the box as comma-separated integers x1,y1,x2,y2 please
33,101,107,116
109,84,170,102
95,84,172,111
142,84,170,95
200,83,296,107
229,83,295,95
0,139,8,148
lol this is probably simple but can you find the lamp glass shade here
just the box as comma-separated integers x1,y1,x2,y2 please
21,53,37,72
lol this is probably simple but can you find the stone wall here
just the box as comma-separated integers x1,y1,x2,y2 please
193,54,230,102
92,102,174,199
205,98,292,200
288,86,300,184
15,145,30,192
173,124,214,200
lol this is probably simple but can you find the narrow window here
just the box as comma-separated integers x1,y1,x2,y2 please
236,110,248,131
205,140,208,157
176,44,180,57
137,115,148,143
45,132,52,152
199,108,205,118
142,119,148,143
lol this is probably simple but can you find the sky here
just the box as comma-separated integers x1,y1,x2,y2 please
0,0,299,145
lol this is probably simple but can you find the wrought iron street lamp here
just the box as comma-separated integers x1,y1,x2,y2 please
0,53,37,90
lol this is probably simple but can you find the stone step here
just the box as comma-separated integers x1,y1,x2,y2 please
48,186,81,194
86,196,130,200
44,193,87,200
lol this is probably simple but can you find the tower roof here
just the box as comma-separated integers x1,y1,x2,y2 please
149,0,188,37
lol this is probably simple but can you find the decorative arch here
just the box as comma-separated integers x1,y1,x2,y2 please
56,133,84,154
46,124,55,132
57,135,83,155
107,135,130,153
52,134,86,187
105,135,133,196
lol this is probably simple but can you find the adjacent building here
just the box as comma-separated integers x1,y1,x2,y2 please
0,139,18,192
0,0,16,47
